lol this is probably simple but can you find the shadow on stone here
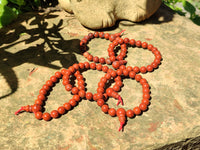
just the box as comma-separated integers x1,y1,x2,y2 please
0,11,81,100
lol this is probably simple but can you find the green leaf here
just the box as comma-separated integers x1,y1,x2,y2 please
0,0,8,6
177,0,183,2
176,10,186,16
0,4,18,28
164,2,176,10
182,0,196,15
191,15,200,26
174,6,183,12
12,7,21,15
9,0,25,6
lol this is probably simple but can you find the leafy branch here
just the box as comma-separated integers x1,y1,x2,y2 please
163,0,200,25
0,0,41,28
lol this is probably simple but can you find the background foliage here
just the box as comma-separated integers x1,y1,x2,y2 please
0,0,41,28
163,0,200,25
0,0,58,28
0,0,200,28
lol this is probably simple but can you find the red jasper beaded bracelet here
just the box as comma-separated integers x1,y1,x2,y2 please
80,30,126,65
15,62,125,120
109,37,162,73
129,39,162,73
94,65,150,131
15,70,83,121
15,30,162,132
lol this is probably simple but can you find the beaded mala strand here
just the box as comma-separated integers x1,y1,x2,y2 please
14,62,125,120
95,65,151,131
15,69,83,121
15,30,162,132
88,34,161,131
80,30,127,65
80,32,161,131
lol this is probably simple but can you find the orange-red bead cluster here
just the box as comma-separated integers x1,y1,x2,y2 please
15,30,162,131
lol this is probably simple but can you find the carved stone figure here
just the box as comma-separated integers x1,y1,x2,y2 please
59,0,162,29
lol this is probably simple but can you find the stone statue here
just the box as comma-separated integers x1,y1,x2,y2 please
58,0,162,29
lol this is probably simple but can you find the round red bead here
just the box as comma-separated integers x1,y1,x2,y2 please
86,92,93,100
51,110,59,118
116,108,126,116
50,76,58,83
69,99,77,107
135,74,142,82
63,103,71,111
57,106,66,115
97,99,104,107
35,112,43,120
108,108,116,117
133,107,141,115
101,105,109,113
126,110,134,118
43,113,51,121
139,103,148,111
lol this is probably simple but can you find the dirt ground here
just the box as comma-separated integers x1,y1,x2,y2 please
0,4,200,150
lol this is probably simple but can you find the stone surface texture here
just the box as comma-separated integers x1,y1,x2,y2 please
0,4,200,150
58,0,162,29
